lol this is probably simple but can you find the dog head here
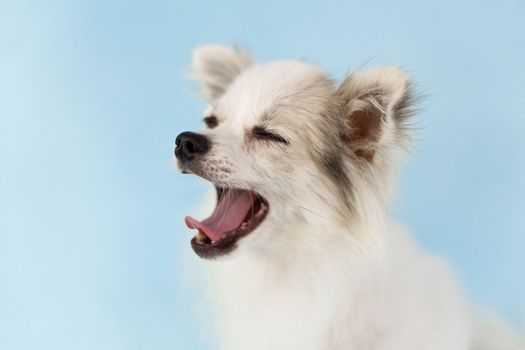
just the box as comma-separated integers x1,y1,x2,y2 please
176,45,415,259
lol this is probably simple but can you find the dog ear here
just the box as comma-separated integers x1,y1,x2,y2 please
337,67,415,162
192,45,254,102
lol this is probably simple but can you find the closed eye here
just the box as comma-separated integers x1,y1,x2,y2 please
252,126,289,145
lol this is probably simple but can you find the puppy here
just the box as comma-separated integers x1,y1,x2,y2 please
175,45,524,350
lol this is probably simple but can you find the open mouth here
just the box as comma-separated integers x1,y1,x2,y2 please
184,187,269,259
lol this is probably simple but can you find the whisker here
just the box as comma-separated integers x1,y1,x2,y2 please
296,206,329,221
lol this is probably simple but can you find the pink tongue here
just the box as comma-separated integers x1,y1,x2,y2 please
185,189,256,242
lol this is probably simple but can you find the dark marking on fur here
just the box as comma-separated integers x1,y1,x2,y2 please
318,149,354,209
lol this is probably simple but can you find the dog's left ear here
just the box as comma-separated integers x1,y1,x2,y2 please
337,67,414,162
192,45,254,102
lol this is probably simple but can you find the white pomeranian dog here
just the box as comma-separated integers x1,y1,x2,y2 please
175,45,524,350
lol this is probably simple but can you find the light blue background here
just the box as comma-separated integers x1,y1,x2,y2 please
1,1,524,349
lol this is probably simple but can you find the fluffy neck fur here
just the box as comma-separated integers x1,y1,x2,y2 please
204,178,469,350
206,215,469,350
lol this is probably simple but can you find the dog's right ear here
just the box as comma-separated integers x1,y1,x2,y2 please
192,45,254,102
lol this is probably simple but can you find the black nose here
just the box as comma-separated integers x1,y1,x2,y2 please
175,131,210,162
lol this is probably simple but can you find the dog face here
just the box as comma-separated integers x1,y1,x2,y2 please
176,45,414,259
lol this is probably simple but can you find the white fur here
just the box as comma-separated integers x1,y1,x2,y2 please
184,45,525,350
